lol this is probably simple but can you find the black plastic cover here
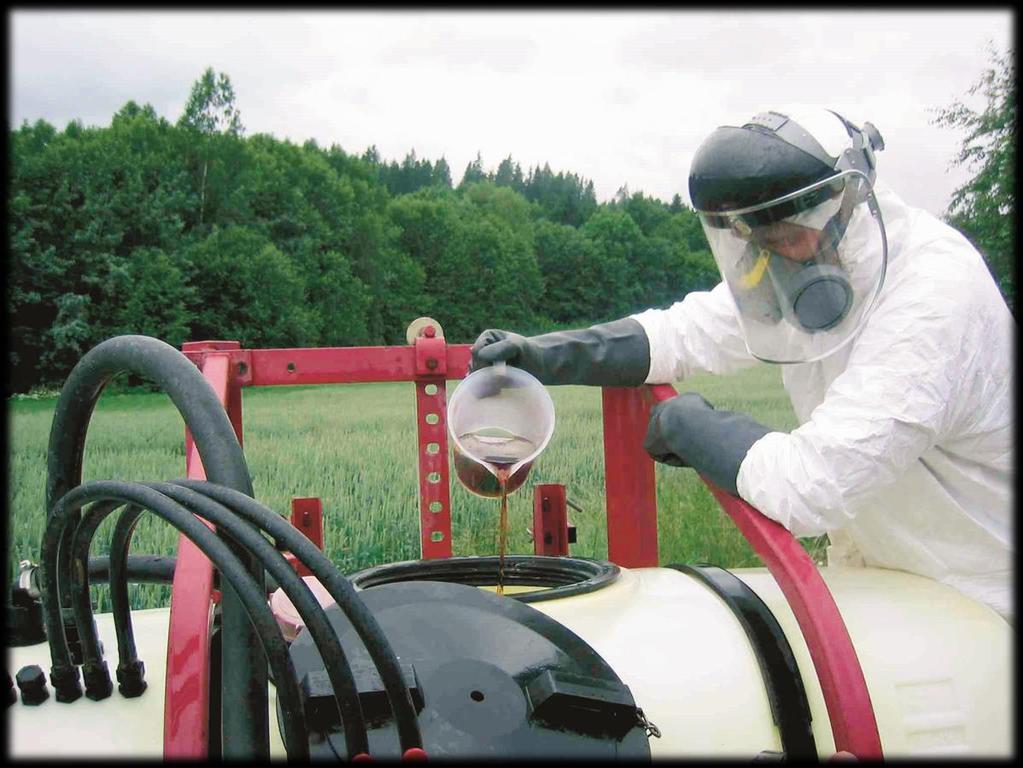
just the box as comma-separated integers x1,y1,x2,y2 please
282,580,652,759
6,587,47,647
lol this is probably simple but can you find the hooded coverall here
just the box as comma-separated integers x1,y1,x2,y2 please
631,180,1014,620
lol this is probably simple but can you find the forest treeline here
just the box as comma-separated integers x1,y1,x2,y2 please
8,71,719,393
8,51,1014,394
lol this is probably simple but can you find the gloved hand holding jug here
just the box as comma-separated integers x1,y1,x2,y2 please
469,319,651,387
470,320,774,498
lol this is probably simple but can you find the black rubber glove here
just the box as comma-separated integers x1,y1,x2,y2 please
468,318,651,386
643,392,774,496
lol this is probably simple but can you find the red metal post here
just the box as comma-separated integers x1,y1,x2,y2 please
164,342,242,759
533,484,570,556
414,332,454,558
601,387,659,567
290,497,324,550
645,383,882,758
284,498,324,578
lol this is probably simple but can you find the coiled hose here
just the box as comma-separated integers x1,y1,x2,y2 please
43,335,266,756
42,482,310,758
39,334,423,758
65,481,371,758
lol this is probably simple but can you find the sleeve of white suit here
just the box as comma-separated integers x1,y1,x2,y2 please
734,248,983,538
630,282,760,383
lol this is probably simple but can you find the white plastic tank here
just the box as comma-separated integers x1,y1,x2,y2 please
528,565,1012,758
6,565,1012,758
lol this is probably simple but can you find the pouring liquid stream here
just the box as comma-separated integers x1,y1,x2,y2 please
496,467,509,596
455,426,537,595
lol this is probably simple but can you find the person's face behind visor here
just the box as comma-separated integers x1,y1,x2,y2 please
748,221,823,263
699,170,889,364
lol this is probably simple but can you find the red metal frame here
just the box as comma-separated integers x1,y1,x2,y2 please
413,329,454,558
165,342,241,758
602,387,659,567
283,498,325,578
164,332,882,759
532,484,570,557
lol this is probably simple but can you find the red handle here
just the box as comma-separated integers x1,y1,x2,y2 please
647,384,883,759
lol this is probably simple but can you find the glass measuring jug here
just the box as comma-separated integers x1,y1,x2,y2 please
447,363,556,498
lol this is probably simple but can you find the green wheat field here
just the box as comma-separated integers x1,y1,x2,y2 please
7,362,825,611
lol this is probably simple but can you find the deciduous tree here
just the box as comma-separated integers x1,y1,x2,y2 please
932,44,1015,308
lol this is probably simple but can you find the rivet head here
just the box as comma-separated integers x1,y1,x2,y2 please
426,358,438,370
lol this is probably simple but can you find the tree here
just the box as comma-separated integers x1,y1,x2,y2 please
623,191,670,237
523,163,597,227
361,144,381,165
8,108,198,388
177,68,244,227
110,247,194,348
932,44,1015,308
183,226,314,347
533,220,599,322
460,151,486,187
580,209,641,318
649,210,720,301
459,183,542,332
434,157,452,188
494,155,525,193
387,188,461,320
178,67,244,137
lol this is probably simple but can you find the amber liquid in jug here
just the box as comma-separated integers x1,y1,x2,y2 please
453,427,536,498
454,427,537,595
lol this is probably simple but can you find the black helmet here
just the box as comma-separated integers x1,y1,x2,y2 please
688,107,890,365
689,108,885,213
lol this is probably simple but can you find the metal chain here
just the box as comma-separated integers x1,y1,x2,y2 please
635,708,661,739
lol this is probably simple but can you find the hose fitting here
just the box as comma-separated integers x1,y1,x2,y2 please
82,659,113,701
48,664,83,703
116,659,148,698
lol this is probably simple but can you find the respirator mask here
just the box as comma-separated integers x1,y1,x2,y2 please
692,110,888,364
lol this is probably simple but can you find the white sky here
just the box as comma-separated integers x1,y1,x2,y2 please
10,9,1015,216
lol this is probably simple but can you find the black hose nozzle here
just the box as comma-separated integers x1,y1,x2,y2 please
49,664,82,703
82,659,113,701
116,659,147,698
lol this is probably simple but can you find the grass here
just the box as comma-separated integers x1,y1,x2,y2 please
6,362,823,611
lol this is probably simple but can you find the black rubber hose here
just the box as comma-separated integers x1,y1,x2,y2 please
43,335,266,757
15,555,184,597
69,500,125,675
146,481,370,758
104,510,279,679
108,506,147,669
175,479,424,753
85,555,280,590
40,498,87,688
74,486,368,755
40,480,308,760
89,553,177,584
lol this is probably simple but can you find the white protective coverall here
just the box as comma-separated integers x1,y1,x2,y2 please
631,180,1014,620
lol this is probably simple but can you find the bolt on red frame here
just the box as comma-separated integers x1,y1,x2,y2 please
167,328,881,759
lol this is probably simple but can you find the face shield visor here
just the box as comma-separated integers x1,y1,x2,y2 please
698,170,887,364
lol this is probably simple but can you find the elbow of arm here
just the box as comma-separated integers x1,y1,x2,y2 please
736,434,858,538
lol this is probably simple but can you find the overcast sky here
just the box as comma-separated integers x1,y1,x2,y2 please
10,9,1014,216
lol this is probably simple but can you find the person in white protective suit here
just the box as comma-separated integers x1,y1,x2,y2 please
469,106,1015,621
